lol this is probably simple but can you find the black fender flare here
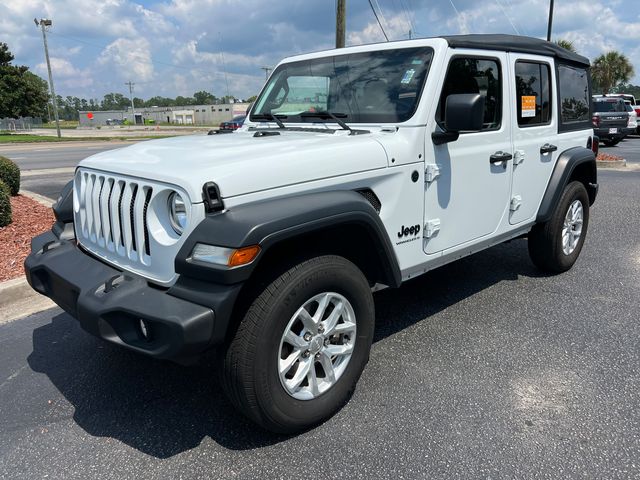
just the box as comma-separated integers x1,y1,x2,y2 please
175,190,402,287
536,146,597,223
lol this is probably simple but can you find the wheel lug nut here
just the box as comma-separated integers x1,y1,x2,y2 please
315,353,320,359
318,325,324,333
303,333,312,341
324,338,330,346
303,350,310,358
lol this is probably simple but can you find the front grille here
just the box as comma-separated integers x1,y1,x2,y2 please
76,171,153,265
75,168,203,285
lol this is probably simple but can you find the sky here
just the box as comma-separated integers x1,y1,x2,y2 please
1,0,638,101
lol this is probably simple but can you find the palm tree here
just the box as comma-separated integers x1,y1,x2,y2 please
591,51,635,94
555,39,576,53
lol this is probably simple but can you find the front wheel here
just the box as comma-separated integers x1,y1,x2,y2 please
528,181,590,273
219,255,375,433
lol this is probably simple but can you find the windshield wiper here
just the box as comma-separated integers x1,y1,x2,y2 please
251,113,286,129
300,111,352,133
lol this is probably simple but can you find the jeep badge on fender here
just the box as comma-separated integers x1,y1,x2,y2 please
25,34,597,434
398,224,421,238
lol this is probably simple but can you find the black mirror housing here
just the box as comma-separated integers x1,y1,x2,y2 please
444,93,485,132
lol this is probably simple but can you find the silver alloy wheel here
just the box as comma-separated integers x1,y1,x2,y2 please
278,292,357,400
562,199,584,255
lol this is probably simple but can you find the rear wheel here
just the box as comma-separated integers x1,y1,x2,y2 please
603,138,620,146
528,181,590,273
219,255,375,433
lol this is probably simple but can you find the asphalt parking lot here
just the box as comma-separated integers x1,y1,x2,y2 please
1,144,640,479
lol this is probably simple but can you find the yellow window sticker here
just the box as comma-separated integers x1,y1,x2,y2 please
521,95,536,118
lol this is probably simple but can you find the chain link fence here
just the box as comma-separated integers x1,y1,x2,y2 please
0,117,43,131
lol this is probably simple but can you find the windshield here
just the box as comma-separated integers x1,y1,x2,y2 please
593,100,625,113
251,47,434,124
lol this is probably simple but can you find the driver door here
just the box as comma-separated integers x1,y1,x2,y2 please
424,51,513,255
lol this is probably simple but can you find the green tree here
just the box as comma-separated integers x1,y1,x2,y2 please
193,90,217,104
555,39,576,53
246,95,257,103
0,42,49,118
591,51,635,94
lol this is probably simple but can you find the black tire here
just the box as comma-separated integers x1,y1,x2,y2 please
219,255,375,433
528,181,590,273
603,138,620,147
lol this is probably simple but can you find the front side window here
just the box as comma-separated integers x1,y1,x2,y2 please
515,61,551,126
251,47,434,123
558,65,590,124
436,57,502,131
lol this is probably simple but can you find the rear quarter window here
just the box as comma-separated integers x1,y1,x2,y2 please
557,64,591,131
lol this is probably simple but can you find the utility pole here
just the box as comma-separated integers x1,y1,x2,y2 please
546,0,554,41
336,0,346,48
125,81,136,124
35,18,61,138
260,66,272,81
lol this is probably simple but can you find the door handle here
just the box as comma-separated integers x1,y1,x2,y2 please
540,143,558,154
490,151,513,165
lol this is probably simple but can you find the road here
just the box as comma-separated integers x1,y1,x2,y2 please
1,165,639,476
0,141,139,201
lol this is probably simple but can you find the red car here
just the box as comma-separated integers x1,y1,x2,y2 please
219,115,246,132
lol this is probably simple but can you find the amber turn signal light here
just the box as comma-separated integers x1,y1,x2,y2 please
228,245,261,267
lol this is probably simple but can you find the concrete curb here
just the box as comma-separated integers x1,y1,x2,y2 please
0,277,55,324
20,189,55,207
596,159,627,169
0,192,56,323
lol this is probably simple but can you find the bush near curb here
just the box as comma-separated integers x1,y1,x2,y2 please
0,180,11,227
0,156,20,196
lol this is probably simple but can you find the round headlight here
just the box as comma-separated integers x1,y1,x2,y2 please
168,192,188,235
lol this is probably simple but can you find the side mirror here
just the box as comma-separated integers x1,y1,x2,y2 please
432,93,485,145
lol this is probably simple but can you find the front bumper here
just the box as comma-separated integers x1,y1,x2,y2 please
25,230,242,361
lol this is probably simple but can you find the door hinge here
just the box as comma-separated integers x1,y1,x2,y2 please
510,195,522,212
425,164,440,184
513,150,525,165
424,218,441,238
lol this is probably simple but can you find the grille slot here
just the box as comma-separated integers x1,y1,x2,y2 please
357,189,382,213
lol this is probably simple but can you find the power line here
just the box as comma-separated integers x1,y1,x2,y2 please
367,0,389,41
494,0,520,35
447,0,467,34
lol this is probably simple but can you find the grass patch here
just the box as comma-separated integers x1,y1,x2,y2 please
0,134,176,144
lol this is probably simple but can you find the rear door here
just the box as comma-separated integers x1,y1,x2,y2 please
508,53,558,225
424,51,512,254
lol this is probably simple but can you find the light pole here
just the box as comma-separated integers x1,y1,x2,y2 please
546,0,554,42
34,18,61,138
260,66,272,81
125,81,136,124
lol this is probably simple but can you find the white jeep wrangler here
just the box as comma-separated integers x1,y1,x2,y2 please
26,34,598,433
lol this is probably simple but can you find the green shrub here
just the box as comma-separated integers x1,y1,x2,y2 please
0,180,11,227
0,156,20,196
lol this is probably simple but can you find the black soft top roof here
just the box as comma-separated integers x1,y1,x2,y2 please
441,34,590,67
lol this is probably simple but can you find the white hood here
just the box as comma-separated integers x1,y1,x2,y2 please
79,130,389,202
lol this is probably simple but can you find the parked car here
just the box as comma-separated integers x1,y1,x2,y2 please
592,96,628,146
219,115,245,132
26,34,598,433
624,101,638,135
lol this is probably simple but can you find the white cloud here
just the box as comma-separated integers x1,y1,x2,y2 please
97,37,154,81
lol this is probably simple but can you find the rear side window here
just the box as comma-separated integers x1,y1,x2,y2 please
515,61,551,126
557,64,590,128
436,57,502,131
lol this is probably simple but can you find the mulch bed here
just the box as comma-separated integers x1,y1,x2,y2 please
0,195,55,282
597,153,624,162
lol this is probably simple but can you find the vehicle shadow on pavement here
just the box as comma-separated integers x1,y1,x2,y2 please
27,239,544,458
